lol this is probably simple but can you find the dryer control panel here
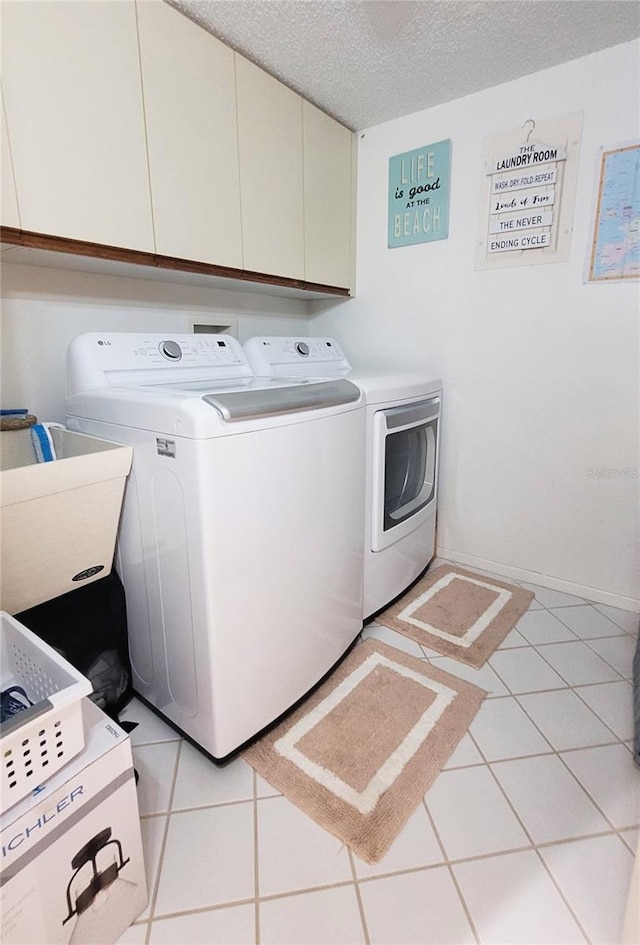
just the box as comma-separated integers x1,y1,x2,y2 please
244,336,352,377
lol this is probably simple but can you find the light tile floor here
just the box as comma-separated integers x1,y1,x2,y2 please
117,564,639,945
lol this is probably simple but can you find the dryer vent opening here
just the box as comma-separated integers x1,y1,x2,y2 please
184,315,237,338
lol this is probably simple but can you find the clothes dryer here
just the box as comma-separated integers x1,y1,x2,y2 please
243,337,442,619
66,332,365,760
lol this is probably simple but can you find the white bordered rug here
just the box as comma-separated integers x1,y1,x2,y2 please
243,639,485,864
377,564,534,668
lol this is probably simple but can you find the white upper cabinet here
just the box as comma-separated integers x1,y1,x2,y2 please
303,101,354,288
0,1,355,292
1,91,20,229
235,56,305,281
136,1,242,268
0,1,153,250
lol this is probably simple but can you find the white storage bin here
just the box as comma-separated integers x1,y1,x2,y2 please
1,612,92,811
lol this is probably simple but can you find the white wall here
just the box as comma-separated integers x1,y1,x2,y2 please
312,41,640,609
0,262,311,422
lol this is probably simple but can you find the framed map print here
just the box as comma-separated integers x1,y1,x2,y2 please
587,142,640,282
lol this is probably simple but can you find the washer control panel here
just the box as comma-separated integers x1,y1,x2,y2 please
244,336,352,376
67,332,251,394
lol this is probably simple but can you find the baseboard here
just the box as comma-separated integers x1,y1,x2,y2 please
436,546,640,614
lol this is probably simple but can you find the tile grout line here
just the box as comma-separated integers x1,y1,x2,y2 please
580,634,636,679
515,680,629,751
531,845,594,944
128,736,182,750
571,680,633,741
484,608,635,912
421,797,482,944
541,599,632,641
480,637,638,837
620,829,640,854
553,745,636,837
135,897,258,927
590,604,640,629
252,824,633,897
132,823,636,927
465,726,594,943
500,619,630,747
551,601,627,636
143,795,255,818
514,695,625,754
346,847,371,945
512,633,624,693
535,635,628,673
253,769,261,945
143,737,184,942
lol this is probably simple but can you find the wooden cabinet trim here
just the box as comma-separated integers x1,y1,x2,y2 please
0,227,350,297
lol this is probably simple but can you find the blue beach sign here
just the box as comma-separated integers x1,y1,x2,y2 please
388,139,451,248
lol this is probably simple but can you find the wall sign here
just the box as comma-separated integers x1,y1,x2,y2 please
587,142,640,282
485,139,565,254
476,113,583,270
388,139,451,248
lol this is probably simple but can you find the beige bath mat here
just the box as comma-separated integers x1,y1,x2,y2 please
244,639,485,864
377,564,534,667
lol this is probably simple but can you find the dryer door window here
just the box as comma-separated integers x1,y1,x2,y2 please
371,396,440,553
384,418,437,530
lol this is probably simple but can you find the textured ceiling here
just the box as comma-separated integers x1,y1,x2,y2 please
168,0,640,130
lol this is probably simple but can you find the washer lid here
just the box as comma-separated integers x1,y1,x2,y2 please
202,378,361,421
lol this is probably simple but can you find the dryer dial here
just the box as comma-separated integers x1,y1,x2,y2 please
295,341,310,357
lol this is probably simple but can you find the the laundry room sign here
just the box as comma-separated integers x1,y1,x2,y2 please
388,140,451,248
485,139,566,253
475,112,583,269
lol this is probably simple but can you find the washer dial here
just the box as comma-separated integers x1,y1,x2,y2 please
159,340,182,361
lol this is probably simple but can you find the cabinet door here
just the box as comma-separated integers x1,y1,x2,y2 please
235,56,304,280
136,1,242,267
1,90,20,228
303,101,354,289
1,1,153,250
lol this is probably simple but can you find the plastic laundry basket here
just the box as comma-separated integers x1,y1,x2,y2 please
1,612,92,811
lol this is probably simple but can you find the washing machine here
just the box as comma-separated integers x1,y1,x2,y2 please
244,336,442,619
66,332,365,760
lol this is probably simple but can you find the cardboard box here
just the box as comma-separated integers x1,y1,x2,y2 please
0,428,132,613
1,699,147,945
